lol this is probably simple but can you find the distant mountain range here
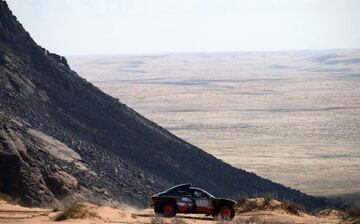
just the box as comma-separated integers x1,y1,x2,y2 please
0,0,338,210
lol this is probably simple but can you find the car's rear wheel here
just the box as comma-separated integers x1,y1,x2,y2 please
219,206,235,220
162,203,177,217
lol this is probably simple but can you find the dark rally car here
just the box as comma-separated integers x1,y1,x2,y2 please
149,183,237,220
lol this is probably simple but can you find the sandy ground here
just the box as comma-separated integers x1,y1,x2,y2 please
68,50,360,198
0,200,353,224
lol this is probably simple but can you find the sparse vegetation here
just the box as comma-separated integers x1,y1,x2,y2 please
236,197,304,215
244,216,295,224
236,198,258,213
313,208,348,220
217,216,295,224
281,201,305,215
50,200,62,212
51,207,61,212
54,202,98,221
349,203,360,217
0,192,12,202
0,192,19,205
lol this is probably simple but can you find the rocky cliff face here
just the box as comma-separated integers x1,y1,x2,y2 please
0,0,337,210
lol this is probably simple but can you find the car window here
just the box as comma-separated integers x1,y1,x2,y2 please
168,189,191,196
191,189,204,198
195,190,203,197
192,188,214,198
177,190,189,196
201,190,213,198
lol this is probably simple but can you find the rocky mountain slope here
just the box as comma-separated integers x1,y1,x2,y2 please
0,0,337,210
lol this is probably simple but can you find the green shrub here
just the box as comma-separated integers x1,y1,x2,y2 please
54,202,98,221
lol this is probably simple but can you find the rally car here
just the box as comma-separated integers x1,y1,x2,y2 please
149,183,236,220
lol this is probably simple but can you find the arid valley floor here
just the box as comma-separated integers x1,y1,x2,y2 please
0,198,355,224
68,50,360,199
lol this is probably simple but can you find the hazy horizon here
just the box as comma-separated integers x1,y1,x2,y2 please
64,48,360,57
6,0,360,55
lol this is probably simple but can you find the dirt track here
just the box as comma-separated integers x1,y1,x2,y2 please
0,200,351,224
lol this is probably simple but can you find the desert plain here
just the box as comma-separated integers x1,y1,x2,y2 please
68,50,360,199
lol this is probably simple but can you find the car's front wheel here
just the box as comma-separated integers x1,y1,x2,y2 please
218,206,235,220
154,204,162,215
